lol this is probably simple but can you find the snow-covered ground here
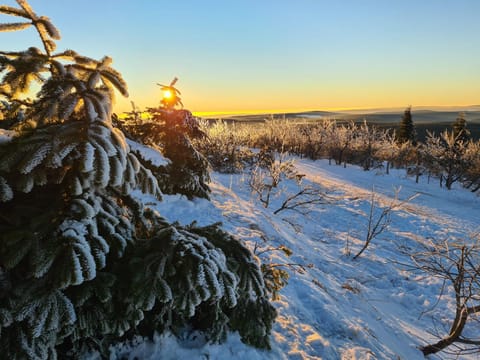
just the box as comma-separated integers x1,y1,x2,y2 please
0,128,15,144
109,157,480,360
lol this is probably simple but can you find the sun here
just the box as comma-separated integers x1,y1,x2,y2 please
163,89,172,99
158,78,183,108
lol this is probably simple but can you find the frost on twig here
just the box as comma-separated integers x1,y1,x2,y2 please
273,185,333,215
353,187,418,260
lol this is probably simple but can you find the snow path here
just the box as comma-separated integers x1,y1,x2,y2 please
295,159,478,234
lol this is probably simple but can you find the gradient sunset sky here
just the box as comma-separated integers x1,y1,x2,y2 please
1,0,479,115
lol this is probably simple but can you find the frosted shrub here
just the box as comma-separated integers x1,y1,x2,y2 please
424,130,468,189
249,149,299,208
351,121,384,171
463,141,480,192
374,130,398,174
196,115,480,193
195,120,256,173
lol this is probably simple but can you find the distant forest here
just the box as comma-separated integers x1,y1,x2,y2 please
354,111,480,142
373,121,480,142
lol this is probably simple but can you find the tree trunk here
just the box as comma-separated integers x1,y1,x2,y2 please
446,173,454,190
420,307,468,355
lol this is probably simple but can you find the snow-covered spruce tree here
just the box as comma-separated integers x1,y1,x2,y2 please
123,220,277,349
0,1,158,357
115,79,211,199
0,2,276,358
146,105,211,199
0,99,26,128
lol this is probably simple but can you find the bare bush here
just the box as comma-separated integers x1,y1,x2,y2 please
404,235,480,356
352,121,385,171
249,150,298,208
327,121,355,166
273,185,333,215
353,188,418,260
424,130,468,190
374,130,398,174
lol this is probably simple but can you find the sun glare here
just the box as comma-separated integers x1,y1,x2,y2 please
163,90,172,99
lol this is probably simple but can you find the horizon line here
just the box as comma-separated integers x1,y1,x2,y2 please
191,104,480,118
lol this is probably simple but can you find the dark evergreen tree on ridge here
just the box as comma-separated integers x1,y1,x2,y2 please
451,112,470,144
397,106,416,145
0,1,276,358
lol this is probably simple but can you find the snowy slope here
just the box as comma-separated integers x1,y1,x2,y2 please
0,129,15,144
106,155,479,360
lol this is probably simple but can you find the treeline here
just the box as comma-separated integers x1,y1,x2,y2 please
195,108,480,192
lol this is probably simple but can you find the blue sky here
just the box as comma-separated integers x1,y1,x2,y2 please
1,0,479,114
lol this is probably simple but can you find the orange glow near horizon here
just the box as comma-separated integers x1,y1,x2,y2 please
190,103,480,118
113,80,480,117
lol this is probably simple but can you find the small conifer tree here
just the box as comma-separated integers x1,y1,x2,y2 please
147,82,211,199
397,106,416,144
451,112,470,144
116,79,211,199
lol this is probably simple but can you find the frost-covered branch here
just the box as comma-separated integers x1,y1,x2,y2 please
353,187,418,260
273,185,332,215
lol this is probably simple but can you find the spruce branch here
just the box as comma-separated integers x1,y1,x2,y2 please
0,22,32,32
12,0,60,56
0,5,29,17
